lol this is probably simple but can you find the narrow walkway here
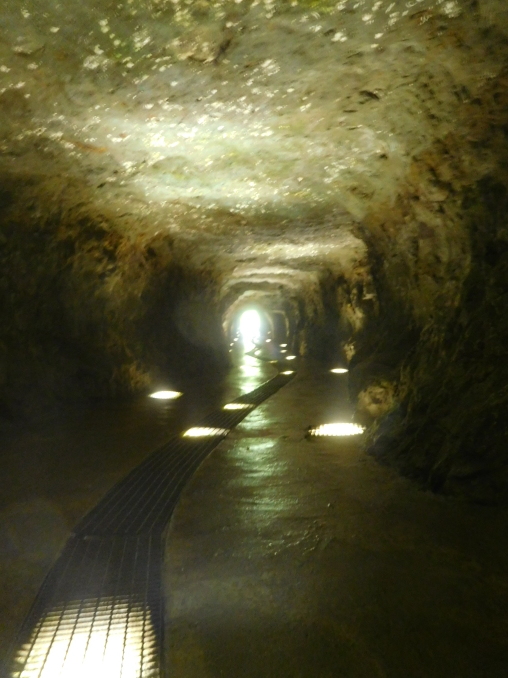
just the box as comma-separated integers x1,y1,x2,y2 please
0,351,275,662
5,365,293,678
165,366,508,678
5,362,508,677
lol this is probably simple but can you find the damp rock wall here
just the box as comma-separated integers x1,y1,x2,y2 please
1,0,508,506
349,61,508,504
0,170,228,423
362,176,508,505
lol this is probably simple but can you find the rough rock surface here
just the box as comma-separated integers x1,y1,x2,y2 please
1,0,508,501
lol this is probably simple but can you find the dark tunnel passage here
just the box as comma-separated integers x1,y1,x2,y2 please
1,0,508,675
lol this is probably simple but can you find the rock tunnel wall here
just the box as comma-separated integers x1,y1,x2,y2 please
1,0,508,507
349,63,508,505
0,170,228,423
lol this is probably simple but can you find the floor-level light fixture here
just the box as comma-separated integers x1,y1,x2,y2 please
183,427,229,437
149,390,182,399
307,423,364,437
223,403,252,410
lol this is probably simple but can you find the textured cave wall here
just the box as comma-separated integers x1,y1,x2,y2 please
0,171,228,423
362,176,508,505
1,0,508,506
293,269,353,363
349,60,508,504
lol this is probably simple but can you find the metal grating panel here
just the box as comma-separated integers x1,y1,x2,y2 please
10,535,162,678
6,370,294,678
74,372,294,537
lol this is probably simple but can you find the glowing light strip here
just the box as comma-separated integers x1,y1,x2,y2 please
149,390,182,400
281,370,294,375
330,368,348,374
286,355,296,360
223,403,252,410
308,423,364,437
12,598,157,678
183,427,229,437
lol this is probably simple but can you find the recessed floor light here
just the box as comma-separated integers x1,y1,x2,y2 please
149,390,182,399
280,343,287,347
183,427,229,437
281,370,294,375
13,597,157,678
330,368,348,374
223,403,252,410
308,423,364,437
286,355,296,360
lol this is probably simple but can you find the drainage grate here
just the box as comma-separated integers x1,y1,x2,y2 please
11,535,162,678
73,372,294,538
6,370,294,678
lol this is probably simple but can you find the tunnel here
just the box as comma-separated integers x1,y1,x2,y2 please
1,0,508,675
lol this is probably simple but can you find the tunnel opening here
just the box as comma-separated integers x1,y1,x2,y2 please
237,308,264,352
2,0,508,673
223,296,278,351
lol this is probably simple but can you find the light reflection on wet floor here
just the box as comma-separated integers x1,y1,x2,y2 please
8,359,508,677
13,597,158,678
0,351,276,660
0,351,275,512
165,365,508,678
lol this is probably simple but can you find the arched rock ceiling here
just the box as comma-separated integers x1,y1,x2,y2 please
0,0,505,296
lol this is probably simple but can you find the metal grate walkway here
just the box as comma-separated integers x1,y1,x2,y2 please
6,370,294,678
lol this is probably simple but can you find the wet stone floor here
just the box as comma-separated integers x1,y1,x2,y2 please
0,352,275,661
2,359,508,676
165,367,508,678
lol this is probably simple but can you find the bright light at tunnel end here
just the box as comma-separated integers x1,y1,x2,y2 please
238,309,261,352
308,423,364,437
149,390,182,399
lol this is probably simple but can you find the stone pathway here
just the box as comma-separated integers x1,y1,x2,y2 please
3,357,287,677
165,366,508,678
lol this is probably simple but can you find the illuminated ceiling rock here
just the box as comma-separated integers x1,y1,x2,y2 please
2,0,493,310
